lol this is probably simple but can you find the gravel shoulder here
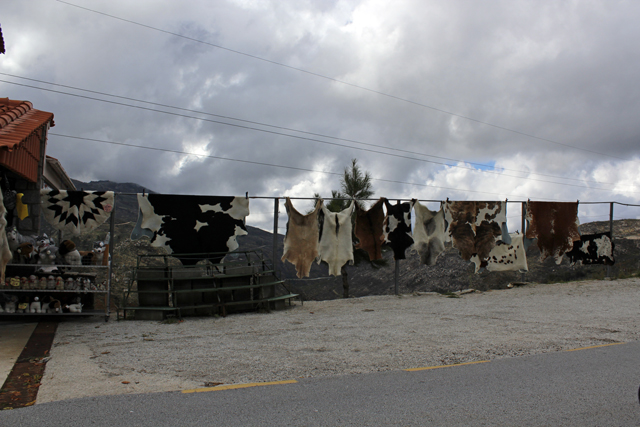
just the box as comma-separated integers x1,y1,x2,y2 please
37,278,640,403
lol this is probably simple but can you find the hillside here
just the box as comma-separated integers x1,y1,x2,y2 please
70,180,640,304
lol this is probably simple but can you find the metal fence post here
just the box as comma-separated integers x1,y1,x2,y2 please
394,260,399,295
273,198,279,277
521,201,527,283
106,193,116,321
607,202,614,278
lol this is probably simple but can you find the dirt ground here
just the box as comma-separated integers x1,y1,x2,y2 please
37,277,640,403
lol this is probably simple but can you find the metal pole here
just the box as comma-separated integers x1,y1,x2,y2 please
106,193,116,321
607,202,614,278
273,198,279,277
394,260,399,295
394,199,400,295
521,202,526,283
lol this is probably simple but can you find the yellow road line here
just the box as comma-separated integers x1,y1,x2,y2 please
183,343,627,392
182,379,298,394
404,360,490,372
564,342,625,352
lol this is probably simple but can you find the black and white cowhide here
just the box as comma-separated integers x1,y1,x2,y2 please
470,233,529,273
566,232,615,266
383,199,414,260
131,194,250,265
40,190,114,236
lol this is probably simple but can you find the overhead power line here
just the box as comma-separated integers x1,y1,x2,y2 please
50,132,557,200
55,0,629,162
2,78,634,195
0,72,617,188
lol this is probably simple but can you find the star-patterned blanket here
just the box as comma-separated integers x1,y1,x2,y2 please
40,189,115,236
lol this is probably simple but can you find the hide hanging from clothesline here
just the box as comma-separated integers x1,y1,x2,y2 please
525,201,580,264
40,189,115,236
354,198,385,261
281,198,322,278
443,201,509,266
130,194,249,265
317,201,355,276
566,232,615,266
470,233,529,273
383,199,414,260
411,200,446,266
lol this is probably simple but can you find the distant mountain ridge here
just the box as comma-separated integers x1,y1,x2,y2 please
71,179,155,194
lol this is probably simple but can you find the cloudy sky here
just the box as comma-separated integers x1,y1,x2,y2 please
2,0,640,232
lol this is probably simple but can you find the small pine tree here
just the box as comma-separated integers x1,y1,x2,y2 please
340,159,373,211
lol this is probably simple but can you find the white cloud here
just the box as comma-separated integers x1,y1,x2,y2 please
2,0,640,233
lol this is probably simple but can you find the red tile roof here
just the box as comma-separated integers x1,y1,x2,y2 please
0,98,55,182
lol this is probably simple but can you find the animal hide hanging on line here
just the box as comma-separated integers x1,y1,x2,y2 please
40,189,115,236
317,201,355,276
130,193,250,265
411,200,446,266
443,200,509,265
383,199,414,260
566,232,615,266
281,198,322,278
525,201,580,264
469,233,529,273
354,198,385,261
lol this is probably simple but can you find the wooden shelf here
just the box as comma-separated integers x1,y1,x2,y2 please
0,310,107,317
2,289,108,293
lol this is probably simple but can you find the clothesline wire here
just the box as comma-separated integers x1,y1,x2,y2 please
100,192,640,206
53,0,631,163
3,79,617,194
1,72,622,189
17,79,636,195
55,133,544,199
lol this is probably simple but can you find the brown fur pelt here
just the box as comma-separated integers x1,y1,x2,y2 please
281,198,322,278
354,198,386,261
448,221,476,260
445,201,506,263
525,201,580,264
474,220,503,261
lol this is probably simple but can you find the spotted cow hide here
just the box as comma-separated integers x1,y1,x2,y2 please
281,198,322,278
470,233,528,273
41,190,114,236
411,200,445,266
354,198,385,261
525,201,580,264
566,232,615,266
317,201,355,276
383,199,414,260
131,194,249,265
443,201,508,263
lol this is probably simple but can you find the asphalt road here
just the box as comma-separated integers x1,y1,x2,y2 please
2,342,639,426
